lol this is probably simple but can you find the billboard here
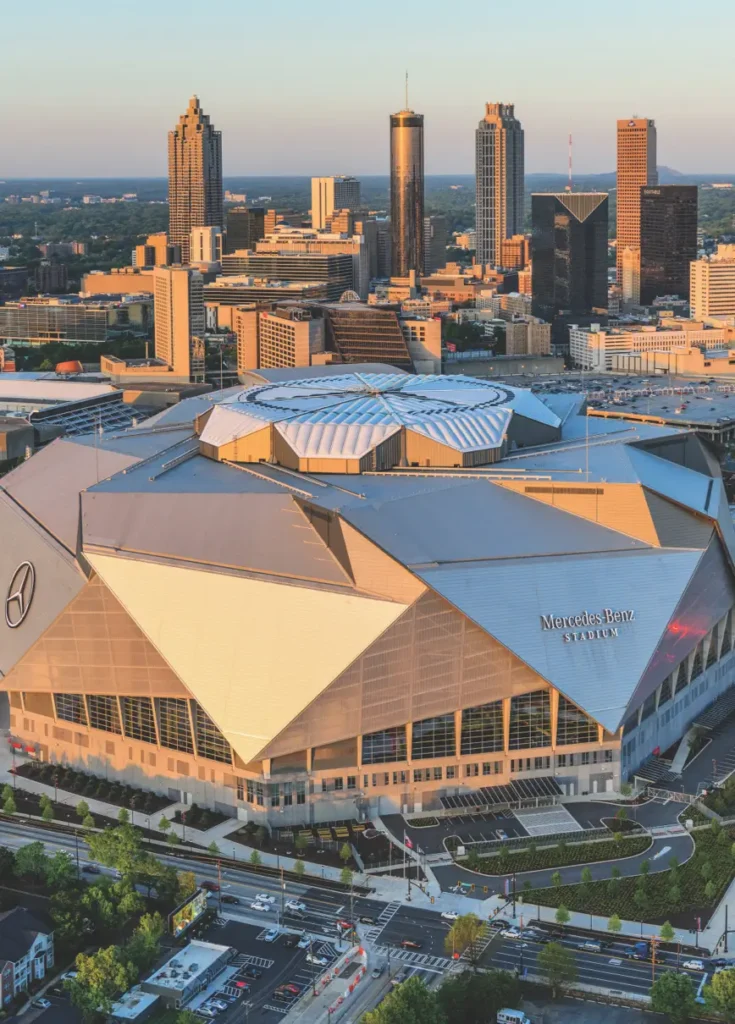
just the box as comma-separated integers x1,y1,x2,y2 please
168,888,209,937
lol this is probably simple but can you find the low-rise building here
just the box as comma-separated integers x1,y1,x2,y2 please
570,322,728,371
204,277,328,306
0,908,54,1006
257,306,326,370
82,268,156,296
0,295,152,346
610,346,735,377
141,941,233,1009
691,245,735,320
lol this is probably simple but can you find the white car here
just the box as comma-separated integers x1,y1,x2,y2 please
286,900,307,913
500,927,522,939
255,893,276,904
251,900,271,912
297,935,310,949
682,959,705,972
441,911,459,922
306,953,329,967
32,999,51,1010
264,928,279,942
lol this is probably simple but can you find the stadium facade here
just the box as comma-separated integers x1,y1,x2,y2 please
1,368,734,823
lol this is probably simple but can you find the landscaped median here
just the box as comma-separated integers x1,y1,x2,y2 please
521,821,735,925
457,832,652,875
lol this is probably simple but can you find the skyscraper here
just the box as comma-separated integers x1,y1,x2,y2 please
423,215,449,274
168,96,223,264
153,266,205,382
225,208,265,254
311,177,361,231
616,117,657,282
639,185,698,304
531,192,609,338
390,109,424,277
475,103,525,270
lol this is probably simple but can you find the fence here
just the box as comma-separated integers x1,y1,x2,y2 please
449,823,646,859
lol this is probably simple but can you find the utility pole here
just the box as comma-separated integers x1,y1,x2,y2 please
217,859,223,915
74,829,80,880
280,867,285,924
511,872,517,919
726,904,729,954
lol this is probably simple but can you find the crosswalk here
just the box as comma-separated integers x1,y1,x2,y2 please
374,945,452,972
458,925,494,968
362,900,402,943
235,952,275,968
649,824,687,837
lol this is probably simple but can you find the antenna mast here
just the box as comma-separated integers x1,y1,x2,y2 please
405,71,408,110
566,134,573,192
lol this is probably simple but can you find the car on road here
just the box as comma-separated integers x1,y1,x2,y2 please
682,959,706,972
359,914,376,924
242,966,262,979
221,894,239,905
264,928,279,942
255,892,276,904
371,963,386,979
32,999,52,1009
282,933,301,948
398,939,422,950
297,935,310,949
336,919,354,931
200,881,219,891
711,958,733,969
489,918,511,930
82,864,100,874
250,900,271,912
306,953,329,967
578,940,604,952
441,911,459,922
500,928,522,940
286,900,307,913
391,968,409,987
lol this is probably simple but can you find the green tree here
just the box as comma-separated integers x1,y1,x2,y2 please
295,833,308,856
711,819,721,838
580,866,592,893
363,974,445,1024
339,842,352,865
256,826,269,848
42,801,55,822
551,870,562,888
444,914,485,964
14,841,48,883
340,866,354,888
167,831,181,846
176,871,197,902
615,807,628,822
0,847,14,881
436,970,520,1024
3,792,17,815
39,793,53,814
46,850,77,890
249,849,261,869
86,824,146,880
117,808,129,825
76,800,90,820
158,815,171,833
701,860,713,882
650,971,697,1024
207,841,220,855
608,913,622,935
1,784,13,804
659,920,675,942
668,883,682,908
537,941,577,997
555,904,570,928
125,912,165,972
293,859,305,879
705,967,735,1022
68,945,138,1021
82,813,96,829
705,880,717,901
51,887,90,945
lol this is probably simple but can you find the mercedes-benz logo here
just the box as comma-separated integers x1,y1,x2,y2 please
5,562,35,629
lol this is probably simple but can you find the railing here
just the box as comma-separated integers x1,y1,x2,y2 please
448,824,646,859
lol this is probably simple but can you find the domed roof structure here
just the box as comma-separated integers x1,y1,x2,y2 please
197,372,562,472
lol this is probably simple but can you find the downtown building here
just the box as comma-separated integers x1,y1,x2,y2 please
390,109,424,277
2,369,735,821
475,104,524,270
639,185,698,305
168,97,223,264
616,117,657,288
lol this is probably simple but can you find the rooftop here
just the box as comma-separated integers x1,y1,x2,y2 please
143,940,230,993
109,988,159,1021
0,907,50,963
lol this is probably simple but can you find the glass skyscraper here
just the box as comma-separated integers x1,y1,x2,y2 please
390,109,424,278
639,185,698,305
475,103,524,269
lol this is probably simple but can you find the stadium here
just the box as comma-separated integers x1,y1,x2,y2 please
1,366,734,823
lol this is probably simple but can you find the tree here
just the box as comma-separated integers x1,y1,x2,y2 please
551,870,562,888
249,849,261,869
295,834,308,856
293,859,305,879
555,904,570,928
580,866,592,895
701,860,713,882
362,974,445,1024
1,784,13,804
117,808,129,825
650,971,697,1024
444,914,484,963
207,841,220,855
339,842,351,865
176,871,197,902
256,826,269,848
51,887,90,945
167,831,181,846
42,801,55,822
0,847,14,882
158,815,171,833
82,813,96,829
46,851,77,890
436,970,520,1024
3,792,16,815
125,913,165,973
39,793,53,814
668,883,682,908
615,807,628,822
86,824,146,880
68,945,138,1021
705,967,735,1022
705,880,717,901
77,800,90,820
340,866,354,887
537,942,577,997
14,841,48,883
608,913,622,935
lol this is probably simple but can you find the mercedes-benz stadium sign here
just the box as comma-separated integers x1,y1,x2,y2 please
541,608,635,644
5,561,36,629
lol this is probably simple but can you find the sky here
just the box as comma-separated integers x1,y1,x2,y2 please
3,0,734,177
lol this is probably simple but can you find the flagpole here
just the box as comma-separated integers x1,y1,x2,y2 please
404,832,412,902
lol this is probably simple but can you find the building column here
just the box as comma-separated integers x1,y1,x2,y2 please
503,698,511,754
550,688,559,752
356,735,363,770
305,747,313,773
262,758,271,781
454,710,462,758
598,724,604,745
405,722,413,766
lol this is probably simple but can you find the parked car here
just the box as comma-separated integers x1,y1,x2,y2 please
398,939,422,950
221,894,239,905
682,959,706,972
306,953,329,967
198,1006,217,1017
441,911,459,922
200,880,219,891
273,990,296,1002
255,893,276,904
250,900,271,912
234,981,251,991
391,968,409,987
371,963,386,979
297,935,311,949
496,829,509,841
264,928,279,942
32,999,51,1010
286,900,306,913
282,984,302,995
242,965,262,979
82,864,100,874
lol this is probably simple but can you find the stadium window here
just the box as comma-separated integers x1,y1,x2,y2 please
605,750,613,763
460,700,503,755
446,765,456,779
256,783,264,806
271,785,280,807
556,694,598,746
120,697,157,745
296,782,306,805
246,780,254,802
85,695,121,734
156,697,194,754
433,766,443,781
236,779,244,801
283,782,293,806
347,776,356,790
334,777,344,791
54,693,87,726
363,775,369,788
581,751,590,765
191,701,232,764
362,726,407,765
508,690,551,750
411,714,456,760
464,763,479,777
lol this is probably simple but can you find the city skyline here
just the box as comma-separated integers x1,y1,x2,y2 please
3,0,734,177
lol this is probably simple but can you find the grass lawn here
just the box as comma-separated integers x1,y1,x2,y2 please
460,835,651,875
522,823,735,924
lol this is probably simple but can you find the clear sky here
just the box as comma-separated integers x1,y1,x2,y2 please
3,0,733,177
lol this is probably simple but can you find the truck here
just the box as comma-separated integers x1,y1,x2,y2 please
622,940,651,960
497,1012,531,1024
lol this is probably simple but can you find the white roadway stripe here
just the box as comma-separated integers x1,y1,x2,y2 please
491,949,690,985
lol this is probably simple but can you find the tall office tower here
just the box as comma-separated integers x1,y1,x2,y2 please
423,215,449,274
690,246,735,320
311,176,361,230
168,96,223,264
390,108,424,277
616,117,657,282
475,103,525,270
639,185,698,305
225,208,265,253
190,226,223,264
531,193,609,338
153,266,205,382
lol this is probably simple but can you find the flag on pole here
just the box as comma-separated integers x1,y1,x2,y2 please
404,832,414,850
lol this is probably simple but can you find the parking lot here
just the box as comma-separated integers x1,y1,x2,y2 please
206,919,341,1021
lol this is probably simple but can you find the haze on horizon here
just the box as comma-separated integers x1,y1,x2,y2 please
4,0,734,178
